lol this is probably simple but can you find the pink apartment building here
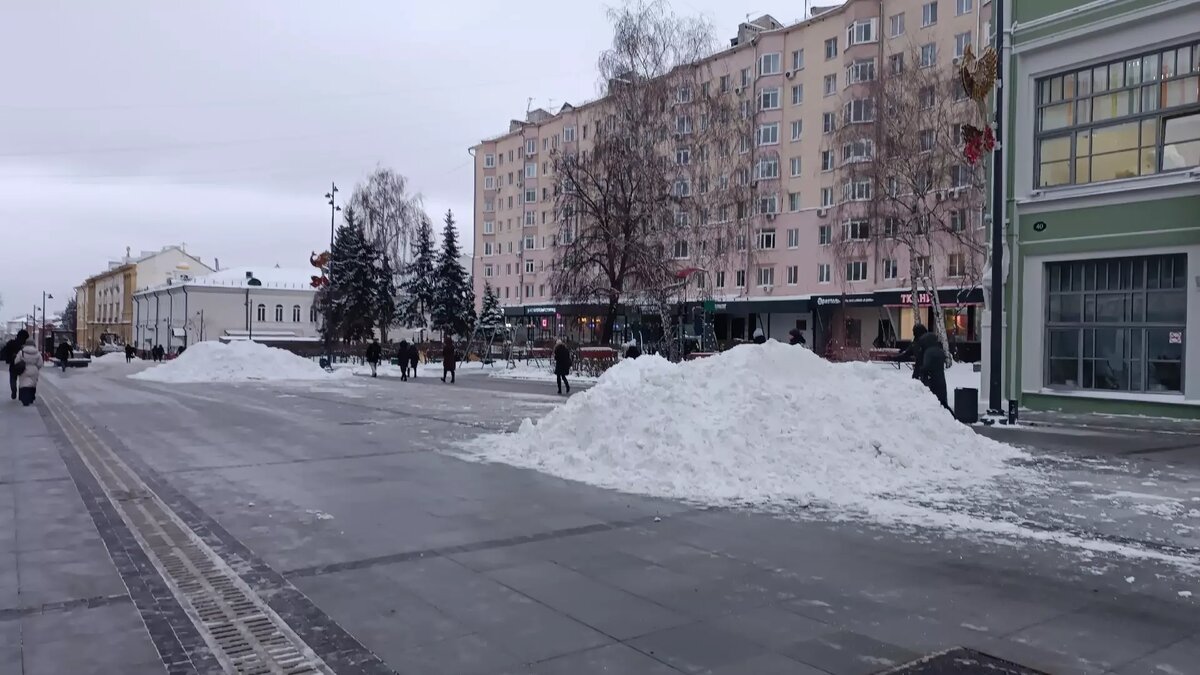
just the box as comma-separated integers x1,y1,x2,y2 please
471,0,990,358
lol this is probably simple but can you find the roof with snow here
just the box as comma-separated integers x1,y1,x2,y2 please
135,265,319,294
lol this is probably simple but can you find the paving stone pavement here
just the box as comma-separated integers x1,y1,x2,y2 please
0,367,1196,674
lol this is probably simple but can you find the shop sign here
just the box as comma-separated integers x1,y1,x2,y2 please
813,294,875,307
899,292,934,306
1169,331,1182,344
526,306,557,315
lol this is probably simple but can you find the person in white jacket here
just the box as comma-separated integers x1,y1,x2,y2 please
13,342,44,406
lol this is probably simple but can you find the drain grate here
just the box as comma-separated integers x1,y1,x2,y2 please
886,648,1051,674
46,398,330,675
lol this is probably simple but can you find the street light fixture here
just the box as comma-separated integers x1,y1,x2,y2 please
323,183,341,367
41,292,54,352
244,275,262,340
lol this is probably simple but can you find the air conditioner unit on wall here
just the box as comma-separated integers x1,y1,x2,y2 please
817,208,829,217
785,70,795,79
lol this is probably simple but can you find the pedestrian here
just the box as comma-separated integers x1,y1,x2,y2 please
396,339,411,381
13,338,44,407
553,339,571,395
124,343,135,363
920,331,951,411
441,335,456,384
177,345,186,357
752,328,767,345
902,324,934,381
365,338,382,378
788,328,806,347
2,329,29,401
55,341,72,373
624,339,641,360
408,341,421,378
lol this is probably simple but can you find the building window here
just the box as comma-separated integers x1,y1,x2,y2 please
820,187,834,207
676,147,691,166
1036,42,1200,188
760,52,781,75
919,86,936,109
947,252,968,277
524,235,535,250
759,194,779,215
842,178,872,201
792,49,805,71
847,59,876,84
676,115,694,135
844,98,876,123
922,1,938,26
786,265,799,285
484,176,495,190
790,156,802,176
525,163,536,178
524,211,536,226
525,189,536,203
677,85,692,103
256,304,266,322
788,193,801,212
845,219,870,240
920,43,937,68
818,264,831,283
889,53,905,75
741,67,752,87
823,74,837,96
789,120,804,142
757,123,780,145
756,157,780,179
846,260,869,281
484,153,496,168
847,19,878,46
955,31,973,58
292,305,301,322
950,164,973,188
950,209,968,232
673,240,689,259
1045,254,1187,393
757,228,777,250
716,271,726,288
759,87,781,110
735,269,746,288
883,258,898,279
822,112,837,134
889,13,905,37
484,264,493,278
956,0,973,15
824,37,838,60
818,224,832,245
757,266,775,287
791,84,804,106
525,139,536,156
310,306,317,322
843,138,874,163
563,126,576,142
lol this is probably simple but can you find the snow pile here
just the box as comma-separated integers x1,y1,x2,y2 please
90,352,138,368
466,341,1031,516
489,363,599,384
130,341,335,383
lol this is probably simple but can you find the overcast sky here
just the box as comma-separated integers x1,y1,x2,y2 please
0,1,812,318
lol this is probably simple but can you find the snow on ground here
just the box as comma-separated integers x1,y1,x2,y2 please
89,352,140,368
130,341,345,383
465,341,1033,518
332,362,489,379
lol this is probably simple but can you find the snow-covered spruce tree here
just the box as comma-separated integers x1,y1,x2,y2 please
430,209,471,337
477,282,505,336
326,207,378,343
398,213,436,332
374,252,398,341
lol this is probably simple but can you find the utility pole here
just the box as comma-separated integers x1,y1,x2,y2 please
323,183,340,367
987,0,1007,416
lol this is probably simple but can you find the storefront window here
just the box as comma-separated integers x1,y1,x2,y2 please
1044,254,1187,393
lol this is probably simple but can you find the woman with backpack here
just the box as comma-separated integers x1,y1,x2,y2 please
13,339,44,406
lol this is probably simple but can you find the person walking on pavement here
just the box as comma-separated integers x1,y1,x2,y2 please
124,343,136,363
365,338,382,378
553,339,572,395
920,332,951,411
396,339,410,381
440,335,457,384
408,341,421,379
2,329,29,400
13,339,44,407
54,341,72,373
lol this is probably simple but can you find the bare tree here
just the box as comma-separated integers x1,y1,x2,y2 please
348,166,425,268
827,43,988,360
548,0,753,344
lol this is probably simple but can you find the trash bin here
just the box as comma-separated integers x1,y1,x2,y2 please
954,387,978,424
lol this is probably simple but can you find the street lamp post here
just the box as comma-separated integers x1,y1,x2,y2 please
323,183,341,367
987,0,1007,416
245,276,262,341
41,292,53,352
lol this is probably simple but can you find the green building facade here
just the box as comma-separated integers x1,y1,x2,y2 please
999,0,1200,417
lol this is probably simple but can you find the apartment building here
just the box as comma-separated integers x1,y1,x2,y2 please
1000,0,1200,417
472,0,989,352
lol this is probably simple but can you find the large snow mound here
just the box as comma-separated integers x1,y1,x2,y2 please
130,341,334,383
90,352,139,368
465,341,1030,515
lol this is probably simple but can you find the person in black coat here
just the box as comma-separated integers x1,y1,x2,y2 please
2,329,29,400
902,324,932,380
624,340,641,360
788,328,806,347
408,342,420,378
752,328,767,344
396,339,410,381
54,341,72,373
920,334,950,411
553,340,572,395
124,343,136,363
441,336,457,383
365,339,382,378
